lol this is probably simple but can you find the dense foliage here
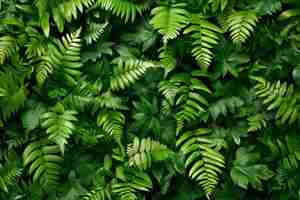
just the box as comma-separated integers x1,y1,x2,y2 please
1,0,300,199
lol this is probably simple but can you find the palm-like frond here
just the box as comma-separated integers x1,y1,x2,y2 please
41,103,78,153
150,3,189,43
84,21,109,45
209,97,244,120
127,137,173,170
50,29,82,85
247,113,267,132
23,140,63,188
0,72,26,121
0,159,22,192
184,15,222,67
254,77,300,125
0,36,17,64
177,128,225,198
92,91,128,113
82,186,111,200
110,59,158,91
97,111,125,143
159,73,211,134
95,0,148,23
35,0,95,34
225,11,258,45
112,169,152,200
35,56,54,87
158,45,176,77
209,0,228,13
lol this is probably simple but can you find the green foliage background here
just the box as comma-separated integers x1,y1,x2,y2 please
0,0,300,199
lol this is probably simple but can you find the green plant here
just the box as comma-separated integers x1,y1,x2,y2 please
177,128,225,198
1,0,300,199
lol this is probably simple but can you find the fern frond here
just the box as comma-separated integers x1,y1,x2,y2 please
247,113,267,132
255,0,282,15
225,11,258,45
112,170,152,200
97,111,125,143
112,183,138,200
0,72,26,121
35,56,54,87
209,97,244,120
60,0,95,22
254,78,300,125
35,0,94,34
230,146,274,190
41,103,78,153
0,161,22,192
23,140,63,188
262,134,300,170
50,29,82,85
177,128,225,198
0,36,17,64
84,21,109,45
209,0,228,13
127,137,173,170
82,186,111,200
22,103,46,131
25,27,49,58
62,78,102,111
158,45,176,77
150,3,189,43
91,91,128,113
184,15,222,67
160,73,211,134
96,0,148,23
110,59,158,91
82,42,114,63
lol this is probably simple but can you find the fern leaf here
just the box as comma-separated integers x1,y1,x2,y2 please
23,140,63,188
61,0,95,22
225,11,258,45
0,162,22,192
84,21,109,45
209,0,228,13
231,147,274,190
184,15,222,67
127,137,173,170
110,59,158,91
35,0,94,34
0,72,26,121
82,186,111,200
150,3,189,43
22,104,46,131
35,56,54,87
247,113,267,132
25,27,49,58
177,128,225,198
0,36,17,64
160,73,211,134
97,111,125,143
255,0,282,15
50,29,82,85
91,91,128,113
112,170,152,200
112,183,138,200
254,78,300,125
158,45,176,77
209,97,244,120
96,0,148,23
41,103,78,153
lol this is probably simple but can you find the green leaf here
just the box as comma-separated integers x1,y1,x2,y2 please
230,147,274,190
150,3,189,43
22,104,46,131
